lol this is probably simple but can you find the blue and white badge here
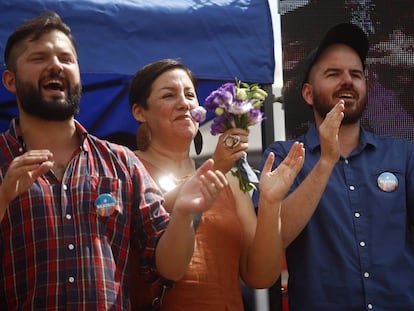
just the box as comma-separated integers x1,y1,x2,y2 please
95,193,117,217
377,172,398,192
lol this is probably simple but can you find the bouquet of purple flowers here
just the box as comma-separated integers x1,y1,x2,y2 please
191,80,267,192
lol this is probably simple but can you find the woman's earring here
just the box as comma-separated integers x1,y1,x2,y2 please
136,122,151,151
194,129,203,155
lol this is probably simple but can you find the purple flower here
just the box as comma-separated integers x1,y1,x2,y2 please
204,81,268,134
228,99,253,115
248,108,266,126
190,106,207,123
203,80,268,193
220,82,236,96
204,82,235,111
210,114,228,135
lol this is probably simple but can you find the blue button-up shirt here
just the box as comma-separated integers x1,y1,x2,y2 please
259,125,414,311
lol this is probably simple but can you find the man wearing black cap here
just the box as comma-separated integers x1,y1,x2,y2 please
255,23,414,310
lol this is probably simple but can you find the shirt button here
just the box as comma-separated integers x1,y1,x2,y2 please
68,276,75,283
360,241,366,247
367,303,373,309
345,159,349,164
354,212,360,218
68,244,75,250
66,214,72,220
63,184,68,191
364,272,370,278
349,185,355,191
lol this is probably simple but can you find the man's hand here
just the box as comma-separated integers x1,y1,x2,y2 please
0,150,53,221
0,150,53,202
318,100,344,165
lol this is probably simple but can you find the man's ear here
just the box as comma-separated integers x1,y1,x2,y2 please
302,83,313,107
2,70,16,94
131,103,146,122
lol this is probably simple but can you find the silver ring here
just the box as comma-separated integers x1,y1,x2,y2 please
223,134,241,150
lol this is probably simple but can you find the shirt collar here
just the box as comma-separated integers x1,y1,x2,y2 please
8,118,89,152
358,126,377,152
74,120,90,152
304,124,320,152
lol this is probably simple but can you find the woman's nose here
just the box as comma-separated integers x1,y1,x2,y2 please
177,94,191,109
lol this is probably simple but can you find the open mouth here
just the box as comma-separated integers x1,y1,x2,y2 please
337,92,354,100
42,79,65,92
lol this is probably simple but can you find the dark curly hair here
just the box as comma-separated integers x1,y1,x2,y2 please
4,11,77,71
128,58,197,110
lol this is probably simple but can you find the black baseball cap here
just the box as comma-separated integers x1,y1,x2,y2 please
302,23,369,85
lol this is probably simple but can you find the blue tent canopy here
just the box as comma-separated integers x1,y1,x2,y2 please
0,0,275,142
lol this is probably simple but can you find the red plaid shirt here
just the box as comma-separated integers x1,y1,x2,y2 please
0,119,169,311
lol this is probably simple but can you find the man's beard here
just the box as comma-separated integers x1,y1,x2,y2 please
15,76,81,121
312,89,368,125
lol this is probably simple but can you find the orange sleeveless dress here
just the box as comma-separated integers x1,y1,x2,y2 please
134,157,244,311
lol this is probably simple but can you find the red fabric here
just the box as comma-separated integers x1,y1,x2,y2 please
0,120,169,310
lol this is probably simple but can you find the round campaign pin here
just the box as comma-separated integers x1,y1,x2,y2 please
377,172,398,192
95,193,116,217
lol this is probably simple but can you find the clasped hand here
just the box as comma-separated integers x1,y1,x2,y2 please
172,159,227,217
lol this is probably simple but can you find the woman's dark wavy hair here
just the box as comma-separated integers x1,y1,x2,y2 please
128,58,197,110
4,11,77,71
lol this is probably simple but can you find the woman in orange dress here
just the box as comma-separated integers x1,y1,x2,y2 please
128,59,304,311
